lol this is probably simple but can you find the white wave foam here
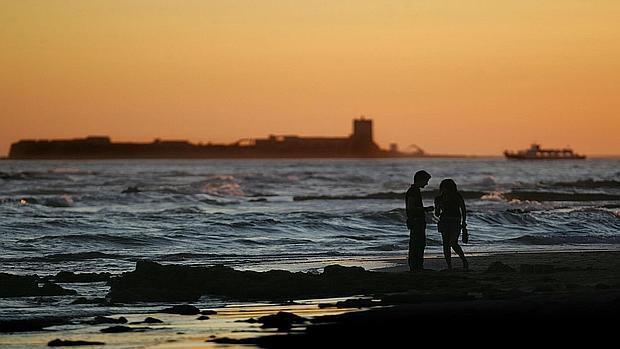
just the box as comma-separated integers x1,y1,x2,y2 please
481,191,505,201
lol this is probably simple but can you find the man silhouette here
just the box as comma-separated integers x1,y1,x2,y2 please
405,170,433,271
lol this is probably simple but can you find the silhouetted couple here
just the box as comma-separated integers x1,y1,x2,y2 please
405,170,469,271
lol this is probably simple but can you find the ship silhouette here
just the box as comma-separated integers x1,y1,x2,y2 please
8,118,427,160
504,144,586,160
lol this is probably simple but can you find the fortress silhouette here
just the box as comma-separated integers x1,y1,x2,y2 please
9,118,425,159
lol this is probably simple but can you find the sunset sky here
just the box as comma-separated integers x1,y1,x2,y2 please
1,0,619,156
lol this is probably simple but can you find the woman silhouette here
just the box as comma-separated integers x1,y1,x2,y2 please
434,179,469,271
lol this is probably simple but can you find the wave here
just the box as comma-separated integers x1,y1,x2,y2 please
334,235,378,241
293,189,620,202
293,190,488,201
43,195,75,207
480,191,620,202
0,170,97,181
40,252,122,262
5,195,76,207
136,207,207,217
20,233,152,246
0,251,125,263
363,244,404,251
358,209,406,223
49,168,98,175
476,176,497,187
0,171,58,181
546,179,620,189
507,234,620,245
473,211,541,226
504,191,620,202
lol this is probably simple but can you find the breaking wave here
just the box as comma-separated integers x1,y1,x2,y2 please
294,190,620,202
20,233,155,246
546,179,620,189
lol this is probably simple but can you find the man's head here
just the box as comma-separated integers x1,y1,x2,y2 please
413,170,431,188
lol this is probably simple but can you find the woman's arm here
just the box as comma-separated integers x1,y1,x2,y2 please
459,194,467,227
434,197,441,217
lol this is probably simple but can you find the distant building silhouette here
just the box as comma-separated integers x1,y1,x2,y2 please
8,117,423,159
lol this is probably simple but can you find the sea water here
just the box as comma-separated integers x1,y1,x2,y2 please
1,158,619,320
1,158,619,274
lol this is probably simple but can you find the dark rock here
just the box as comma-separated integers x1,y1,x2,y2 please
236,318,260,324
85,316,127,325
486,262,516,273
249,198,267,202
160,304,200,315
0,273,77,298
107,260,479,304
257,312,307,331
107,261,205,302
323,265,366,276
121,186,140,194
48,338,105,346
200,310,217,315
129,316,164,325
100,325,150,333
197,316,210,320
334,298,377,308
143,317,164,324
100,326,131,333
319,298,377,309
51,271,111,283
0,318,70,333
210,337,242,344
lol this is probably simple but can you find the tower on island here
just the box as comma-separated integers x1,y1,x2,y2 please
350,116,380,154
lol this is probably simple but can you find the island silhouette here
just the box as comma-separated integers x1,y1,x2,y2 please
8,118,428,160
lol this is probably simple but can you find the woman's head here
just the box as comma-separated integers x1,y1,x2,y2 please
439,178,458,194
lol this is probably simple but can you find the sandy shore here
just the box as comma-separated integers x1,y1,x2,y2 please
1,250,619,348
0,300,361,348
210,250,620,347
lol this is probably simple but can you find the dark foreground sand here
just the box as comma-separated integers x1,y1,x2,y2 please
211,251,620,347
2,251,619,347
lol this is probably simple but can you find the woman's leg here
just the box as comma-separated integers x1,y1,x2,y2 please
451,240,468,271
441,230,452,270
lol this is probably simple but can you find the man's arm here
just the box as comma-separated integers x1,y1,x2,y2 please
434,197,441,217
406,190,427,218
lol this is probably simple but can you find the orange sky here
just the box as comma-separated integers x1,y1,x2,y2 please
1,0,619,156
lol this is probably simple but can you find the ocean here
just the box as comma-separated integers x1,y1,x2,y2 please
1,158,619,320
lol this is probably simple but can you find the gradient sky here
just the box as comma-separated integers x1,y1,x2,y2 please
1,0,619,156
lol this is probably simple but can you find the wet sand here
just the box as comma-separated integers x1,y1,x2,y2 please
209,251,620,347
1,250,619,348
0,300,361,348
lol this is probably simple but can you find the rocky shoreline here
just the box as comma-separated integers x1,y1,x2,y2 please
1,251,619,346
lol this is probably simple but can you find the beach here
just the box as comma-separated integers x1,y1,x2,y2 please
1,159,619,347
3,0,620,346
2,250,618,348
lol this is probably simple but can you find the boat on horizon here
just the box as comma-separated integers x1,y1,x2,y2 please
504,144,586,160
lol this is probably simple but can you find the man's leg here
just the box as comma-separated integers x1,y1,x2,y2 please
408,228,416,271
410,222,426,270
415,222,427,269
